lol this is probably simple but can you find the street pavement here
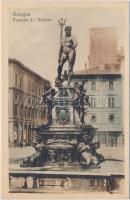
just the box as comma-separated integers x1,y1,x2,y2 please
9,146,124,176
9,146,124,161
9,146,35,161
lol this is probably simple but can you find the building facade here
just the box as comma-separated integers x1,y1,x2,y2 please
71,70,123,147
89,28,118,69
8,58,50,147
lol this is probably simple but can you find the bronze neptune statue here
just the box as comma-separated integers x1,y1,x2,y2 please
56,19,78,86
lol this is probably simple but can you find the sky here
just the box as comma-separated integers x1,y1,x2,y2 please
9,4,127,85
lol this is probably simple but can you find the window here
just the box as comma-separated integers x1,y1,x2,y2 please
108,114,115,122
42,88,44,94
98,132,107,146
90,97,96,107
91,114,97,122
39,88,41,96
32,82,34,93
109,81,114,90
14,74,18,87
29,108,31,118
20,76,23,89
39,111,41,119
35,86,37,95
28,98,31,104
19,95,23,104
27,108,31,118
108,97,115,108
32,109,35,118
14,93,17,100
35,110,37,119
14,104,18,116
91,82,96,90
108,133,117,147
28,80,31,92
20,105,23,116
110,137,117,147
24,107,27,117
14,124,18,141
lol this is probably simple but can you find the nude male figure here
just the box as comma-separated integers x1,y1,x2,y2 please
57,26,78,84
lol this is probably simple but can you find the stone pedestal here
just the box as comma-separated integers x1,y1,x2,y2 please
43,86,79,163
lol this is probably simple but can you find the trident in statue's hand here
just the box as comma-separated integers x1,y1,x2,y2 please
56,18,78,86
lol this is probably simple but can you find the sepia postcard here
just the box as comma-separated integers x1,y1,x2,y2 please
1,1,129,199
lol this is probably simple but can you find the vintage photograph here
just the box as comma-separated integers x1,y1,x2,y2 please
1,1,129,198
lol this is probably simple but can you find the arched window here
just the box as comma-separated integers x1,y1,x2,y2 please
19,123,23,144
32,124,35,141
23,124,27,145
28,108,31,118
24,107,27,117
14,124,18,141
27,107,29,118
28,124,31,145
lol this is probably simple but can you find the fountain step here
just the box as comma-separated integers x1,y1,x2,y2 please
9,160,124,193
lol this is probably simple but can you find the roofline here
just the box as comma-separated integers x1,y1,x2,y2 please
72,73,121,79
9,58,51,84
90,27,117,31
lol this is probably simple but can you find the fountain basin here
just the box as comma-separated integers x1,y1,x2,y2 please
47,141,76,162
